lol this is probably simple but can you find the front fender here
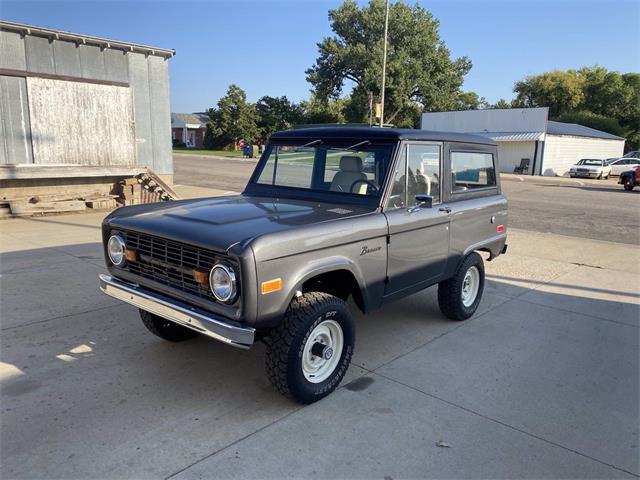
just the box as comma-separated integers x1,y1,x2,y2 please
253,251,383,329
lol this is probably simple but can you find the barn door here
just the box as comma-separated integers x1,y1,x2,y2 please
27,77,136,166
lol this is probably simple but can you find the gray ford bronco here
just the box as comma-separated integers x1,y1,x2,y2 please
100,127,507,403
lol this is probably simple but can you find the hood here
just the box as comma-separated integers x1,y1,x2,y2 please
104,195,372,253
572,164,603,170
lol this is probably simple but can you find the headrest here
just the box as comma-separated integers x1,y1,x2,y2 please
340,156,363,172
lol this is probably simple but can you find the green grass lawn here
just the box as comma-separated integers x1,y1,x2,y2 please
172,147,245,158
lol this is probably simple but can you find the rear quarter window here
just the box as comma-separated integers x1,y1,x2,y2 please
451,151,496,192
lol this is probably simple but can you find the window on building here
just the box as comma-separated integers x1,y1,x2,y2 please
451,151,496,192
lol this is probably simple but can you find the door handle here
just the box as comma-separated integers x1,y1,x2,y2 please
439,206,452,214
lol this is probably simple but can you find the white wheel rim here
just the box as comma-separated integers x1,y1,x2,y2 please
302,319,344,384
461,266,480,307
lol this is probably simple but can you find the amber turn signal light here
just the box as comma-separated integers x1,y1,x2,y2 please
261,278,282,295
192,269,209,285
124,249,139,262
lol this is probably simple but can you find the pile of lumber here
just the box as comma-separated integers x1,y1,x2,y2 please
6,193,118,216
2,169,180,217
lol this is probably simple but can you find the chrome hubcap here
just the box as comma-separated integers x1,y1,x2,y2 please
302,319,344,383
461,266,480,307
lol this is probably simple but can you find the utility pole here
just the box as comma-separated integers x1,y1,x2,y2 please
379,0,390,128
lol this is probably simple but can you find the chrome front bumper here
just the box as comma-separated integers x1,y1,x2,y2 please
99,274,255,349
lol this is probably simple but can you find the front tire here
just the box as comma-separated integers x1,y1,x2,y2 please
265,292,355,404
139,309,200,342
438,252,485,321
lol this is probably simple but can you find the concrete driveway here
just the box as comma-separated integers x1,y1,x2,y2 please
1,196,638,478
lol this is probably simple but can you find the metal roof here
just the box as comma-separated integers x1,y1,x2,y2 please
471,131,545,142
271,127,496,145
546,121,624,141
0,20,175,58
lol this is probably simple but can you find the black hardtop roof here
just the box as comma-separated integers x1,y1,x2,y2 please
270,126,496,146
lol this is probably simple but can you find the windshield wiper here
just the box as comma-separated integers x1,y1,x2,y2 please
345,140,371,151
302,139,323,148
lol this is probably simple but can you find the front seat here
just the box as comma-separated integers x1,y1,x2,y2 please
330,156,368,194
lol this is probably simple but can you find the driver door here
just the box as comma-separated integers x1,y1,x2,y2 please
383,143,451,296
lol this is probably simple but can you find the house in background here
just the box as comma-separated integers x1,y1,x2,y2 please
171,113,208,148
420,107,625,176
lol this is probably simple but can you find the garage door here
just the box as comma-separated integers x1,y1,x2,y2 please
27,77,135,166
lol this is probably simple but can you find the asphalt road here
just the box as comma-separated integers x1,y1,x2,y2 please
174,153,640,245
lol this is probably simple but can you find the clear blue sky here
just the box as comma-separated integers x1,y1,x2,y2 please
1,0,638,113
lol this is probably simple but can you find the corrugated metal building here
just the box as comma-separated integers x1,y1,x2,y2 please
0,20,175,198
421,108,625,176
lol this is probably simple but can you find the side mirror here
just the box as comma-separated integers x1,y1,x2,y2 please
415,194,433,208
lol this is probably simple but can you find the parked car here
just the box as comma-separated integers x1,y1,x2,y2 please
608,157,640,176
619,166,640,191
568,159,612,179
99,127,508,404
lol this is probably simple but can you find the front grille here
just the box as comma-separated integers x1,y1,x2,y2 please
121,230,233,301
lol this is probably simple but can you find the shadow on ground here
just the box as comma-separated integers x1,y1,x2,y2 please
1,242,638,478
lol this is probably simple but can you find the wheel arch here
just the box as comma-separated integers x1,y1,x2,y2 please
291,259,369,314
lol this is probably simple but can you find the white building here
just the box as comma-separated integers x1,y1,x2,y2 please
420,108,625,176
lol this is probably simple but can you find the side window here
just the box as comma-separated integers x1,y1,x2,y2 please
451,151,496,192
387,147,407,209
407,144,440,205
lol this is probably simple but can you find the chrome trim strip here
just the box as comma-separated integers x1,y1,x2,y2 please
99,274,254,349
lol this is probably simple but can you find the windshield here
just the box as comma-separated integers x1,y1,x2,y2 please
577,159,603,166
623,151,640,158
253,141,394,197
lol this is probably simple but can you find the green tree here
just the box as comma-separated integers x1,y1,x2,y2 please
493,98,512,109
513,70,585,117
306,0,472,126
256,96,304,140
454,91,489,110
300,95,347,125
208,84,260,150
556,111,626,137
511,67,640,151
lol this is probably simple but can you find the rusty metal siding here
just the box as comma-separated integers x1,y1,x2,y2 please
127,52,154,170
147,56,172,174
25,35,55,74
0,30,27,70
0,76,33,164
53,40,81,77
27,77,135,166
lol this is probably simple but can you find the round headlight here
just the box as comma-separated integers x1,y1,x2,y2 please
209,264,237,303
107,234,126,266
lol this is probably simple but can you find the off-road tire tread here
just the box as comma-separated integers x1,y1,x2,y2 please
265,292,351,402
438,252,485,321
139,309,199,342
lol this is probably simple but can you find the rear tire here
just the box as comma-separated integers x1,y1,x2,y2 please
139,309,200,342
438,252,485,321
265,292,355,404
624,178,634,191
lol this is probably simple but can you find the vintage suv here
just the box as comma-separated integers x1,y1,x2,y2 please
99,127,507,403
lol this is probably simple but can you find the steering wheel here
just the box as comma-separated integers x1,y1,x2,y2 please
350,179,379,194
